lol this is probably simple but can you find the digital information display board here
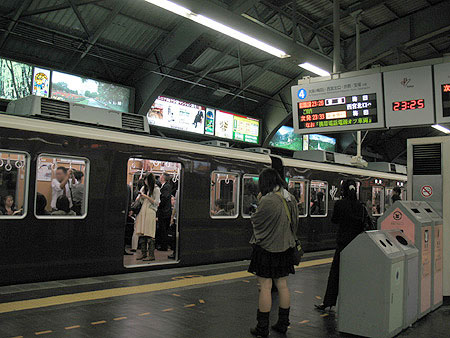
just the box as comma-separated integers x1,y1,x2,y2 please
148,96,206,134
434,62,450,124
383,65,434,127
292,73,384,134
215,110,260,144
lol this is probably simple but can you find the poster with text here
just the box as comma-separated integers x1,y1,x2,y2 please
148,96,205,134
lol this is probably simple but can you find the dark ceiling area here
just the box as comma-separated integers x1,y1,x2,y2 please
0,0,450,163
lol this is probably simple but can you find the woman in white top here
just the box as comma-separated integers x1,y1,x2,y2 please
135,173,160,261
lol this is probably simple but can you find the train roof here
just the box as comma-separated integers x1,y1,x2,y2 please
0,113,272,164
0,113,407,181
280,157,407,181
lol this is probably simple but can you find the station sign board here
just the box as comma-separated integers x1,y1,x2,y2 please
384,65,435,127
292,73,385,134
434,62,450,124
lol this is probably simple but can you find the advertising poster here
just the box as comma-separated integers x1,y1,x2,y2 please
37,163,53,182
234,116,259,143
0,58,32,100
51,71,130,112
148,96,205,134
269,126,303,151
308,134,336,151
215,110,234,139
32,67,51,97
205,108,215,135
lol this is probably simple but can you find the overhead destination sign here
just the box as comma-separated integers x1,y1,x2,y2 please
292,73,385,134
434,62,450,124
383,65,435,127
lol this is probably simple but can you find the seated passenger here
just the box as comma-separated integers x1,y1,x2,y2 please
51,195,76,216
0,195,21,216
214,199,228,216
36,192,50,215
226,201,235,215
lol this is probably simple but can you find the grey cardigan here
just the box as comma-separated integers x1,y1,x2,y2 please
250,188,299,253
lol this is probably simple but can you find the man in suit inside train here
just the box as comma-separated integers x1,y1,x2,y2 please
156,173,172,251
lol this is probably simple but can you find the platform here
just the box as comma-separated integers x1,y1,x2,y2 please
0,251,448,338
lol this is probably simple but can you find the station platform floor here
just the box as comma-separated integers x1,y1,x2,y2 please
0,250,448,338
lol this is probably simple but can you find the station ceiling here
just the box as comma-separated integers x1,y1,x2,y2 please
0,0,449,162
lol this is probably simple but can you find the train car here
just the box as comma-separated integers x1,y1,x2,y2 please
0,113,406,285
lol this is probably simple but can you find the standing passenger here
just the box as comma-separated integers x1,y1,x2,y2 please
248,168,299,338
156,173,172,251
51,167,72,211
315,179,368,311
71,170,84,215
135,173,160,261
392,186,402,203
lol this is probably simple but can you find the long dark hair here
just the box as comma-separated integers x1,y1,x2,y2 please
56,195,71,213
259,168,287,196
143,173,156,196
341,179,358,201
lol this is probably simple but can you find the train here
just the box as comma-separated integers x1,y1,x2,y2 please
0,112,406,285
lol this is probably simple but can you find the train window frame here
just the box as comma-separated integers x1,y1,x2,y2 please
309,180,328,218
210,171,240,219
0,149,30,220
287,178,309,218
34,154,90,220
242,174,259,219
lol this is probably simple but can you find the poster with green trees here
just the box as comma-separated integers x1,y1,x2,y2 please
0,58,32,100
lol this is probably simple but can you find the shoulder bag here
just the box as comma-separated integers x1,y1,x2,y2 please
277,192,304,266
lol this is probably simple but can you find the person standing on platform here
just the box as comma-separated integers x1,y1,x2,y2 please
51,166,72,211
156,173,172,251
135,173,160,261
315,179,369,311
392,186,402,203
248,168,299,338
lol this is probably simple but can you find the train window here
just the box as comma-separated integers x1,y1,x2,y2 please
310,181,328,217
242,175,259,218
211,172,239,218
0,150,29,219
34,155,89,218
288,179,308,217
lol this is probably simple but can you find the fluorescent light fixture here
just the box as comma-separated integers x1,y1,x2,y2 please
432,124,450,134
144,0,290,59
299,62,331,77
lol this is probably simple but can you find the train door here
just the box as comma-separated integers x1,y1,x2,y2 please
124,158,181,267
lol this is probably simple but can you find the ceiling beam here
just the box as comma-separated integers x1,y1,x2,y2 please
0,0,33,49
67,0,91,37
20,0,102,17
69,0,126,71
229,0,260,14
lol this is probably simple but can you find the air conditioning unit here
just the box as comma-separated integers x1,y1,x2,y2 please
200,140,230,148
293,150,358,166
245,147,271,155
6,95,149,133
367,162,407,174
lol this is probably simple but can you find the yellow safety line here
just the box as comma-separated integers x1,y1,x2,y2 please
0,257,332,315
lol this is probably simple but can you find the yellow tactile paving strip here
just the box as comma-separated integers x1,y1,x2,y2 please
0,257,332,315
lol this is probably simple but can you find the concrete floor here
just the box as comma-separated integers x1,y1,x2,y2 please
0,253,448,338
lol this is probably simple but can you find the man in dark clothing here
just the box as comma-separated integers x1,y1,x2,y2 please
392,187,402,204
156,173,172,251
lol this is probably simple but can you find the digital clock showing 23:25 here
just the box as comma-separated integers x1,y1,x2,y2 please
392,99,425,111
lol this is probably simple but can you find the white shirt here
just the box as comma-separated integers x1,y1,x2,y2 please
51,179,72,209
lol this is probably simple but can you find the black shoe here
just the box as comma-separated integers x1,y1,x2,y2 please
315,304,332,311
168,254,176,259
124,251,133,255
130,249,136,253
250,310,269,338
271,307,290,334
